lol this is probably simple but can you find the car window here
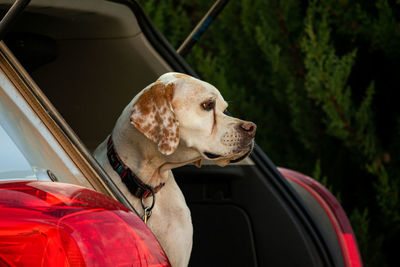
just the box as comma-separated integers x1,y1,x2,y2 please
0,40,130,206
0,124,35,180
0,65,93,186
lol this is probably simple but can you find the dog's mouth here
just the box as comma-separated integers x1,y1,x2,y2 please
203,152,221,159
203,142,254,163
229,150,252,163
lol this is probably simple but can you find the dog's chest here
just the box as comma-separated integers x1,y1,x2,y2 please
139,181,193,267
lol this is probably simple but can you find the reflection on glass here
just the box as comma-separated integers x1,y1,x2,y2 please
0,124,35,180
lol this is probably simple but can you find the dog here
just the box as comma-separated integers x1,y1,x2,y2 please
94,72,256,267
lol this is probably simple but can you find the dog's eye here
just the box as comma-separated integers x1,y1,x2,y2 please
201,100,215,111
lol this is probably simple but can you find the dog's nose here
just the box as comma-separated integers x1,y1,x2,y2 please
239,122,257,138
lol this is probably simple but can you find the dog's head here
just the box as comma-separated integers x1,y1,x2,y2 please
130,72,256,166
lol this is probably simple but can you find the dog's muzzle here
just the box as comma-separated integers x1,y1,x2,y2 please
203,121,256,163
229,146,253,163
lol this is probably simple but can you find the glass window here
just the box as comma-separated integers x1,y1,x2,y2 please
0,124,35,180
0,66,92,186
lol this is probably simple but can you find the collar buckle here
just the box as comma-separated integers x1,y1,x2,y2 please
141,188,155,224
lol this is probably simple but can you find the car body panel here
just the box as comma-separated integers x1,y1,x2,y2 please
280,168,362,267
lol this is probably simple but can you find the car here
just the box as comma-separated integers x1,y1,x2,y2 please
0,0,362,266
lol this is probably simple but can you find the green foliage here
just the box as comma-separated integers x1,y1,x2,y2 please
350,208,386,267
369,163,400,231
312,159,341,202
141,0,400,265
302,0,378,160
138,0,192,48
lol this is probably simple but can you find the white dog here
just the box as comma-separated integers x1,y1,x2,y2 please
94,72,256,267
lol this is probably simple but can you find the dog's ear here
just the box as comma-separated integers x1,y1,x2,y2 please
130,82,179,155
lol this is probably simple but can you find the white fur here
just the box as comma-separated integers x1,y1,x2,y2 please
94,72,256,267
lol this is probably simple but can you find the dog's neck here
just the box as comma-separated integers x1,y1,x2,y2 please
110,106,201,188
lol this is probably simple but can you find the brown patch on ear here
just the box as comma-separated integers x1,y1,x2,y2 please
165,82,174,106
193,159,202,168
130,82,179,155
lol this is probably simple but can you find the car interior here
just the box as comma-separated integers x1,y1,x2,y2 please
0,0,345,266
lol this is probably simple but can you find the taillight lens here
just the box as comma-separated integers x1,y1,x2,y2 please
0,181,170,267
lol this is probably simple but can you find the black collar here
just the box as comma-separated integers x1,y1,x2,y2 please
106,135,165,199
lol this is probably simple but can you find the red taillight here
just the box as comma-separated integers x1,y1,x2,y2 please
0,181,170,267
